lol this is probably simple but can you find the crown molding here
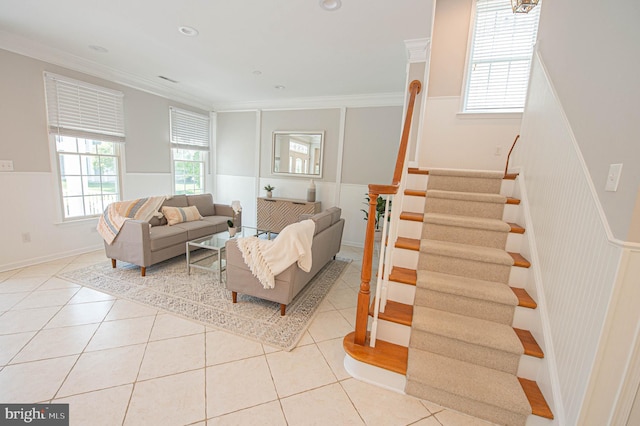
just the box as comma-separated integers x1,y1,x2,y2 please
405,38,431,63
214,91,405,112
0,30,213,111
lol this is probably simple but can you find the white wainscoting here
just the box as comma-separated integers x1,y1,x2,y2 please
512,52,626,426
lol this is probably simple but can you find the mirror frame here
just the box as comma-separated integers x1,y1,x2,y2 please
271,130,324,178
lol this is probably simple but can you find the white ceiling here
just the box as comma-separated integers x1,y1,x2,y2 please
0,0,433,110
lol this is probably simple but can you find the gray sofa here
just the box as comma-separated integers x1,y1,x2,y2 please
225,207,344,315
105,194,241,276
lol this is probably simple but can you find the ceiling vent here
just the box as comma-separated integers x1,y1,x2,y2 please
158,76,179,83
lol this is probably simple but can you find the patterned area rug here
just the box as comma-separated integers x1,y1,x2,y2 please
57,254,350,351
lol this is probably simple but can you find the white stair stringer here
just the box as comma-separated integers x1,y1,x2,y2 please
344,353,407,394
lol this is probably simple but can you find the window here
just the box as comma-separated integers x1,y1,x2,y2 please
169,107,210,195
463,0,541,112
44,73,125,219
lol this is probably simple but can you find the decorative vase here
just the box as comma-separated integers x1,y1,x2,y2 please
267,191,272,198
307,179,316,202
229,227,237,237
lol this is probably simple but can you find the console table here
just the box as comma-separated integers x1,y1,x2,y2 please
257,197,321,233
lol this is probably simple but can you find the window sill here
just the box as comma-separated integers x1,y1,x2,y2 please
456,111,523,120
54,217,100,226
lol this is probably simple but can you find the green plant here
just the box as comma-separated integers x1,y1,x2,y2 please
264,184,275,192
227,219,234,228
360,195,391,230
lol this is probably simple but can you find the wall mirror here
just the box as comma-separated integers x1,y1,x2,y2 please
272,131,324,178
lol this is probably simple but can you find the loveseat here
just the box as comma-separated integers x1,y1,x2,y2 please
225,207,344,315
105,194,241,276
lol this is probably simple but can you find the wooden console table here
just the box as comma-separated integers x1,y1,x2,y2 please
257,197,321,233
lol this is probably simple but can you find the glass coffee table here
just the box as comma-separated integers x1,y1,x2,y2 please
186,226,271,279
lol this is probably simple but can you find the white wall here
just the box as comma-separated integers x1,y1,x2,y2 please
512,52,625,426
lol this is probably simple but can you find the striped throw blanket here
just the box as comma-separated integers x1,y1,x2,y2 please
97,196,166,245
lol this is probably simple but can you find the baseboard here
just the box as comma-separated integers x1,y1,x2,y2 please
0,244,103,273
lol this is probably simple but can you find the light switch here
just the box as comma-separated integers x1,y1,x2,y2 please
605,163,623,192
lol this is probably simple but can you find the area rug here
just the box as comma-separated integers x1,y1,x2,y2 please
57,254,350,351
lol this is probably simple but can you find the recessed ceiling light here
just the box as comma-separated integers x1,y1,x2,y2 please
319,0,341,11
274,85,286,90
89,45,109,53
178,26,199,37
252,70,263,76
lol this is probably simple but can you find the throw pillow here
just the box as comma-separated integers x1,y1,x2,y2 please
161,205,203,226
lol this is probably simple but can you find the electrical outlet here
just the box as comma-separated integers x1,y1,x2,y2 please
0,160,14,171
605,163,623,192
21,232,31,243
494,146,502,156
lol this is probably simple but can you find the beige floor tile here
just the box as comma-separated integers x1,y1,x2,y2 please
280,383,364,426
422,400,446,415
435,409,498,426
295,330,315,347
326,287,358,310
68,287,116,304
55,384,133,426
341,378,431,426
36,276,81,291
0,276,48,294
0,356,78,403
104,299,158,321
316,298,336,313
0,332,36,365
12,287,80,310
85,316,155,351
138,334,205,380
45,300,115,329
149,313,205,341
207,400,287,426
339,306,357,328
0,292,29,311
57,344,146,397
12,262,68,278
307,310,354,343
316,338,350,380
0,269,20,282
0,306,61,334
410,416,443,426
266,344,336,398
206,330,263,366
125,369,205,426
11,323,99,364
206,356,277,418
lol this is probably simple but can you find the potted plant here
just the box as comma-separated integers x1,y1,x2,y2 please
227,219,237,237
360,195,391,230
264,184,275,198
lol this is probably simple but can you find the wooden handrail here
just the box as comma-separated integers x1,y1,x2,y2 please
504,134,520,177
353,80,422,346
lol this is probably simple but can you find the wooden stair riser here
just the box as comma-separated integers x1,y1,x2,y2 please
414,287,516,325
427,175,503,194
418,253,512,284
425,198,506,220
423,222,509,250
410,329,521,375
405,381,529,426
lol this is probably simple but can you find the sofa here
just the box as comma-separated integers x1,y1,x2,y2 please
105,193,241,276
225,207,344,315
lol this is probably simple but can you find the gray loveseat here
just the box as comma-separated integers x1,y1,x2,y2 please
105,194,241,276
225,207,344,315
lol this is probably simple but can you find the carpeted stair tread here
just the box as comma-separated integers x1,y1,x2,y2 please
369,300,413,326
420,239,514,266
389,267,417,285
343,332,408,375
426,189,507,204
406,350,531,415
424,213,511,232
428,169,505,179
416,270,518,307
411,306,523,355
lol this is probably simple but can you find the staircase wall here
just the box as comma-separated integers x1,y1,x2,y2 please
512,51,633,426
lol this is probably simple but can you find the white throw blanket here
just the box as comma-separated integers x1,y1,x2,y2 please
236,219,316,289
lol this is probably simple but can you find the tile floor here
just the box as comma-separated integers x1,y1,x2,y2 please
0,245,495,426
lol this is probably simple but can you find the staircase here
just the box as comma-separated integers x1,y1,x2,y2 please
344,168,554,426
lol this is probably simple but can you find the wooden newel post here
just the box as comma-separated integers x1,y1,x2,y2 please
354,190,380,345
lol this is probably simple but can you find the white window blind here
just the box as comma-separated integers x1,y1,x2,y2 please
464,0,541,112
44,72,125,142
170,107,210,150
